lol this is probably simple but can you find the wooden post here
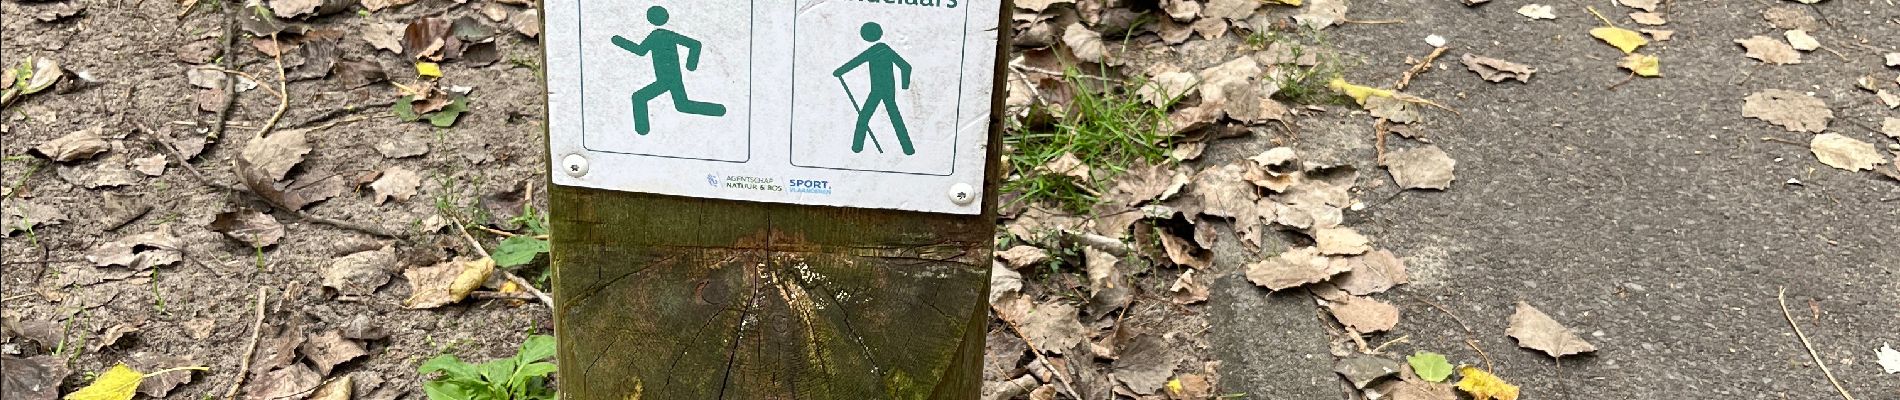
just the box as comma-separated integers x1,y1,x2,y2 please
543,2,1009,398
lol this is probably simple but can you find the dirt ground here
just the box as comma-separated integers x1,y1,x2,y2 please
4,0,1898,398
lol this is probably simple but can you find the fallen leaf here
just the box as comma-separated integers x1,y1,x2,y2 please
1406,352,1453,383
1037,152,1093,181
1191,163,1260,220
1454,366,1519,400
1459,54,1535,83
1382,146,1456,190
238,129,313,183
1617,0,1658,11
1333,355,1401,388
1,355,69,400
1161,0,1200,21
128,353,194,397
1784,30,1819,51
1020,302,1088,353
301,331,367,375
373,134,431,159
1506,302,1597,358
1515,4,1554,20
1159,229,1211,269
1618,53,1660,77
1372,378,1457,400
1198,57,1266,121
1762,5,1819,31
369,166,422,204
32,127,110,162
1735,35,1801,64
510,9,540,38
1627,12,1665,25
32,2,86,22
996,245,1051,269
129,156,166,176
1169,269,1209,304
402,257,494,309
360,0,417,12
1245,247,1346,291
1165,373,1216,400
1328,78,1392,105
1294,0,1347,29
1332,249,1408,295
246,365,321,400
1741,89,1830,133
4,201,68,236
362,22,406,54
1882,117,1899,139
1326,293,1399,333
308,376,353,400
1202,0,1259,21
1809,133,1885,171
87,225,183,270
1878,343,1900,374
323,247,396,296
1137,71,1197,107
1313,227,1371,255
207,210,286,248
65,364,144,400
1112,335,1175,394
1590,27,1647,54
1887,52,1900,67
1061,24,1107,63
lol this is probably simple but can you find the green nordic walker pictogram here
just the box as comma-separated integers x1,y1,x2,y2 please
611,6,727,135
833,22,915,155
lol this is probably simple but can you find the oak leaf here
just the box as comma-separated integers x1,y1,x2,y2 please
1506,302,1597,358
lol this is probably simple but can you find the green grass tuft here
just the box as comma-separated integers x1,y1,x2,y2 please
1004,71,1180,213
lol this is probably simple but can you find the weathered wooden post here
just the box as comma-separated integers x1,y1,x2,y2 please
540,0,1007,396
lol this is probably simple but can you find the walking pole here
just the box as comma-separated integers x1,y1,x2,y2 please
836,75,885,153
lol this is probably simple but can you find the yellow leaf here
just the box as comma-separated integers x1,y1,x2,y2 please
1264,0,1301,6
1165,378,1184,394
1455,366,1521,400
65,364,143,400
416,62,442,78
449,256,496,300
1590,27,1647,54
1328,78,1392,105
1618,53,1660,77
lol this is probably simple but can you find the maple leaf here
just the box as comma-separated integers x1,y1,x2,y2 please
1454,366,1520,400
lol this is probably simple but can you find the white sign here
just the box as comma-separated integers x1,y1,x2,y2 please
545,0,999,214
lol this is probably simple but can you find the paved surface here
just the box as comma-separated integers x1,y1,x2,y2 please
1210,0,1899,398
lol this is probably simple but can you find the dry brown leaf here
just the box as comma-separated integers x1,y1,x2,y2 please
1245,247,1346,291
1294,0,1348,29
1169,269,1210,304
308,376,353,400
1113,335,1177,395
301,331,367,375
370,166,422,204
247,364,322,400
5,355,69,400
362,22,406,54
1735,35,1801,65
360,0,417,12
208,210,286,248
1881,117,1899,140
1191,163,1259,220
1382,146,1457,190
87,225,183,270
1762,5,1819,31
1198,57,1266,122
1515,4,1554,20
1459,54,1534,83
1628,12,1665,25
1020,302,1087,353
1326,293,1400,333
130,156,166,177
1333,355,1402,388
3,201,67,236
1159,229,1211,269
1161,0,1200,21
1037,152,1093,181
1506,302,1597,358
402,257,494,309
1107,162,1187,207
1332,250,1408,296
1202,0,1259,21
31,127,110,162
1809,133,1885,171
1617,0,1658,11
125,353,193,397
1137,71,1197,107
511,9,541,38
1061,23,1106,63
996,245,1051,269
239,129,313,183
1372,378,1457,400
1741,89,1830,133
1784,30,1819,51
1313,227,1371,255
323,247,396,296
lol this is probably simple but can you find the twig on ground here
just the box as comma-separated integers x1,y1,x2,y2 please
994,307,1084,400
0,258,85,266
225,287,267,400
210,0,237,141
1394,46,1448,91
256,32,289,140
1372,335,1410,354
475,225,518,237
451,217,554,308
1779,287,1857,400
1607,72,1637,91
1374,118,1390,164
1,294,34,302
1420,298,1495,371
1466,339,1496,373
1341,18,1404,24
192,67,284,99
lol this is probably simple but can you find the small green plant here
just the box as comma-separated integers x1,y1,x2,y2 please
418,335,558,400
1263,28,1354,105
395,95,472,128
1004,72,1179,212
491,207,550,268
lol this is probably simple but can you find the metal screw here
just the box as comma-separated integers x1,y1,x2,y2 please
948,183,975,205
562,154,589,178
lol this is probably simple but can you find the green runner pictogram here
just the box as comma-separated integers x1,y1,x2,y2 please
832,22,915,155
611,6,728,135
